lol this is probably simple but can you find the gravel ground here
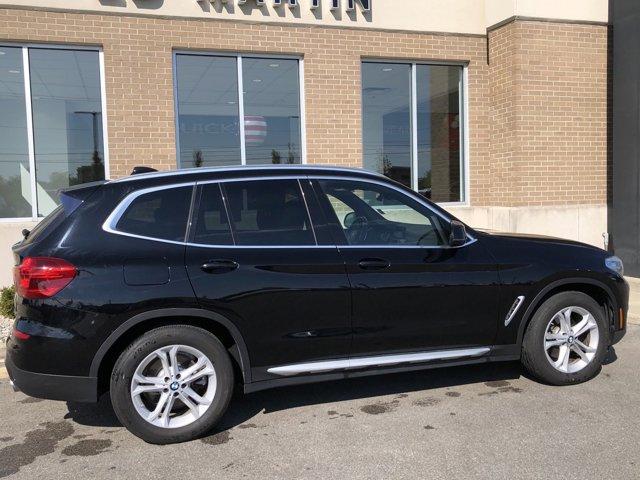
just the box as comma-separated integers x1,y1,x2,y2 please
0,316,11,339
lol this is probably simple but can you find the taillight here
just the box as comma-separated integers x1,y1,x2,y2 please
13,257,77,299
12,328,30,341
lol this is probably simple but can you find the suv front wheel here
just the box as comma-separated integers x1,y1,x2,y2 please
521,291,609,385
110,325,234,444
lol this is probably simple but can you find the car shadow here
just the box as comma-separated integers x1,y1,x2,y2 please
64,361,523,431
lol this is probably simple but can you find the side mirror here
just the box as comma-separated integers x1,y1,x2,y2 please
449,220,467,247
343,211,357,228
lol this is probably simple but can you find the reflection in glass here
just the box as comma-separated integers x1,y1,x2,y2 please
175,55,241,168
29,49,105,216
0,47,31,218
362,62,412,188
416,65,461,202
242,58,301,165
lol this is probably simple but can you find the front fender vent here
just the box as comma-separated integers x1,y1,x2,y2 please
504,295,525,326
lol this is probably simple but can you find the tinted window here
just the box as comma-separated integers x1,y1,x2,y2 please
116,186,192,242
362,62,412,189
242,58,302,165
318,179,447,246
0,46,31,218
175,55,241,168
192,184,233,245
223,179,315,246
30,49,105,216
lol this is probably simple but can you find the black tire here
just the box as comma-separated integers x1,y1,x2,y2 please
521,291,609,386
110,325,234,444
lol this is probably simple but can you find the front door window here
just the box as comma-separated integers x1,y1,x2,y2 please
317,178,449,247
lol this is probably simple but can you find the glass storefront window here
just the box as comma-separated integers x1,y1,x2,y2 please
362,61,464,203
242,58,301,165
174,54,303,168
0,45,106,219
29,49,105,216
362,62,412,189
175,55,240,169
0,46,31,218
416,65,462,203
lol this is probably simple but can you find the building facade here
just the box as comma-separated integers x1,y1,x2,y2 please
0,0,610,286
611,0,640,276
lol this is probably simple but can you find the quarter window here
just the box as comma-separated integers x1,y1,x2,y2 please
362,62,464,202
0,45,106,219
116,186,192,242
175,54,303,168
222,179,315,246
317,179,448,247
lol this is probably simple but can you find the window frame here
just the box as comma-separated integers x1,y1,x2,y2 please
102,174,475,249
172,50,307,168
360,58,469,206
0,42,110,222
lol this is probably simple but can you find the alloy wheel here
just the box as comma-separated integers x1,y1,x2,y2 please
130,344,217,429
543,306,599,374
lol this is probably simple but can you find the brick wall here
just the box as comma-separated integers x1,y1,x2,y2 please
0,8,608,207
488,20,609,207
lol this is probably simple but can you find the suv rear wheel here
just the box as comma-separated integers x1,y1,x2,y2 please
110,325,234,444
521,291,609,385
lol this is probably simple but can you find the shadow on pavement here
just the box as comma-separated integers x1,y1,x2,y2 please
64,361,523,431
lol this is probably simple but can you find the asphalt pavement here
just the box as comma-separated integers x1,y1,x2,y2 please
1,305,639,479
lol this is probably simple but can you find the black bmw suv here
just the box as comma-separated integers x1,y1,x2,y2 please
6,165,628,444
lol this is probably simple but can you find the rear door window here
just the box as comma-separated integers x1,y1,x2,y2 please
191,183,234,246
115,186,193,242
222,179,316,246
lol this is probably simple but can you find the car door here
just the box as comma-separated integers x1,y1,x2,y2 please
185,176,351,382
311,176,499,358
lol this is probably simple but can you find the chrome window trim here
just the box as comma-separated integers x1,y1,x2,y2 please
103,173,476,249
267,346,491,376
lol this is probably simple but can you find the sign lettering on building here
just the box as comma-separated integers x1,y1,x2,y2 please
201,0,371,12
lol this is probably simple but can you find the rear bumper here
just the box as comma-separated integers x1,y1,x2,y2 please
5,351,98,403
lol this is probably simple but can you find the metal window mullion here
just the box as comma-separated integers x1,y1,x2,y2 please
459,66,468,203
298,58,307,164
173,52,182,168
98,50,111,178
237,55,247,166
22,47,38,220
410,63,418,192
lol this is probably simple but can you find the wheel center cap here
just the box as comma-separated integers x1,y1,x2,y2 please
169,381,180,391
567,336,575,344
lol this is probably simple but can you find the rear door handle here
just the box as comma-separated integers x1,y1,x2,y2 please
201,259,239,273
357,258,390,270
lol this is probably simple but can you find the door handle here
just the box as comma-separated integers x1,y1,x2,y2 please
201,259,239,273
357,258,390,270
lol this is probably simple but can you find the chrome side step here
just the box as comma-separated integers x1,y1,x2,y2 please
267,347,491,377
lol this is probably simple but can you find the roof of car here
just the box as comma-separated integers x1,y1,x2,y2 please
110,164,387,184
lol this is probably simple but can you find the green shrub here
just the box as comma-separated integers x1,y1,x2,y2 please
0,285,15,319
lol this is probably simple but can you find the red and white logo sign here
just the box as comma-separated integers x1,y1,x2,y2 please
244,115,267,145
